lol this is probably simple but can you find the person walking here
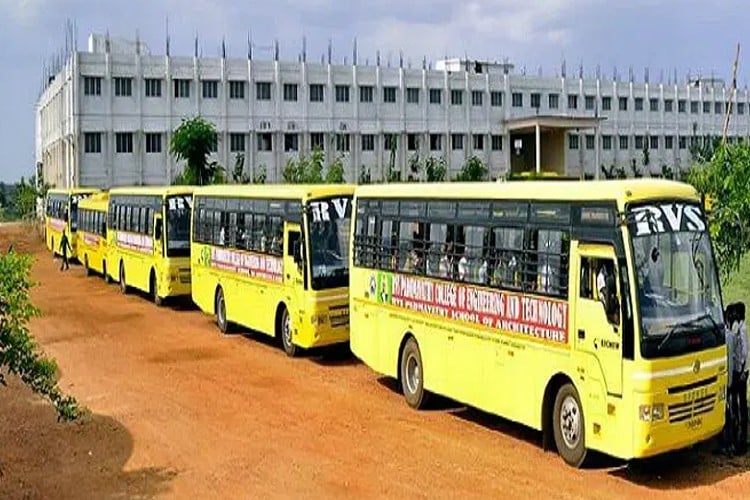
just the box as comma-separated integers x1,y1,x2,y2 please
731,302,748,455
59,230,72,271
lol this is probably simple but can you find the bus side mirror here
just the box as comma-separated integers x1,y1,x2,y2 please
155,219,163,240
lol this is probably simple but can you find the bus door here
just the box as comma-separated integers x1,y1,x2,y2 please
154,211,164,258
284,221,306,324
574,242,623,396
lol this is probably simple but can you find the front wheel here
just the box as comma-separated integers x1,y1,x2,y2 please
400,337,429,409
119,264,129,294
553,383,587,468
280,307,298,357
103,261,111,283
215,287,228,333
151,273,163,306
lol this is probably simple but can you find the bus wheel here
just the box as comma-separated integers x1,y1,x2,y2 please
119,263,129,294
553,383,587,468
280,306,298,358
400,337,429,409
215,287,228,333
51,237,56,259
103,261,111,283
84,255,92,276
151,272,163,306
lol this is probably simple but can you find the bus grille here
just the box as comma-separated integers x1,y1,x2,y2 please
667,394,716,423
179,269,191,284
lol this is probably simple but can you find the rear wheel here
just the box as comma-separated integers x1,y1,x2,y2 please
553,383,587,468
84,255,92,276
103,261,111,283
280,306,298,357
51,237,56,259
215,287,228,333
151,272,163,306
400,337,429,409
119,263,128,294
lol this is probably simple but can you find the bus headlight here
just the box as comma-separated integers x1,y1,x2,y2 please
639,404,665,422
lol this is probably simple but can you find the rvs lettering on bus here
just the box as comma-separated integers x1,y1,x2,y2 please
309,198,350,222
631,203,706,236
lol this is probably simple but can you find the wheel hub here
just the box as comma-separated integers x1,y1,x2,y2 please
560,395,581,449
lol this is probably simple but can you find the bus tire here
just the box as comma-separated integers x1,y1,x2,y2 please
215,287,229,333
119,263,129,295
279,306,298,358
150,271,163,307
553,383,587,468
103,261,111,283
84,255,92,276
51,237,56,258
400,336,429,409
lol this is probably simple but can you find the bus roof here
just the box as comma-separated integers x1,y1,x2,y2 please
355,179,700,207
78,192,109,212
108,185,195,197
193,183,356,201
47,187,101,196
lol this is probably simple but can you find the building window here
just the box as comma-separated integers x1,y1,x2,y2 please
602,96,611,111
568,134,579,150
283,83,298,102
407,134,419,151
202,80,218,99
429,88,442,104
650,98,659,112
471,90,483,106
512,92,523,107
585,135,595,150
114,77,132,97
407,87,420,104
451,89,463,105
549,93,559,109
473,134,484,150
491,135,503,151
309,84,325,102
83,76,102,96
618,96,628,111
602,135,612,150
635,135,644,150
451,134,464,150
174,79,190,98
362,134,375,151
568,94,578,110
257,133,272,151
145,133,162,153
491,91,503,107
665,135,674,150
311,132,325,150
384,134,398,151
84,132,101,153
703,101,711,114
115,132,133,153
664,99,673,112
678,99,686,113
679,136,687,149
649,135,659,149
383,86,397,103
619,135,629,150
284,133,299,152
430,134,442,151
336,134,349,153
256,82,271,101
359,85,374,103
635,97,644,111
335,85,350,103
145,78,162,97
585,95,595,110
230,133,245,153
691,101,699,114
739,102,746,115
531,93,541,108
715,102,723,115
229,81,245,99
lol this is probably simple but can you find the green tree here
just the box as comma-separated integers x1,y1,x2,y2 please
425,156,447,182
252,164,267,184
325,157,346,183
231,153,251,184
0,182,7,209
14,175,50,221
170,116,223,185
454,156,488,181
687,142,750,277
358,165,372,184
630,158,643,178
283,148,325,183
407,154,423,181
1,248,81,421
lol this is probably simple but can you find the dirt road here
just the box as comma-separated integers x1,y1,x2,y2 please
1,223,749,499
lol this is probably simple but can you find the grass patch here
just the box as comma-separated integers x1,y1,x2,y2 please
721,253,750,305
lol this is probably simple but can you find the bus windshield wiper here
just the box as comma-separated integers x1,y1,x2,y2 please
658,313,714,352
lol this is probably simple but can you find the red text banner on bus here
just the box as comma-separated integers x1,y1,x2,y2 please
370,272,569,345
116,232,153,255
198,246,283,283
49,218,66,232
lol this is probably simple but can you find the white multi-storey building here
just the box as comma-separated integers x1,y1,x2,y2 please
37,34,750,188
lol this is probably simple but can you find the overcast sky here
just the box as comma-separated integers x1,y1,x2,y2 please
1,0,749,182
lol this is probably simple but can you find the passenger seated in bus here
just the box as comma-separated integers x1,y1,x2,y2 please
457,245,469,282
403,248,421,273
597,263,608,305
439,243,453,279
539,258,554,293
478,258,488,285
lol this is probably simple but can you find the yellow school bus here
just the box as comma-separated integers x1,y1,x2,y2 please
191,184,355,357
76,192,110,278
45,187,100,259
349,179,727,467
106,186,194,305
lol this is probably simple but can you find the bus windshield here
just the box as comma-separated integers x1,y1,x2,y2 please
629,202,725,358
166,194,192,257
307,196,352,290
69,194,90,232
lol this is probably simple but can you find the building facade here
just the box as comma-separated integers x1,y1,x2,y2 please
37,34,750,188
